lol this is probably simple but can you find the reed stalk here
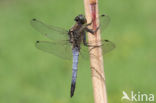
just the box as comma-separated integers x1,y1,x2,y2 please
84,0,108,103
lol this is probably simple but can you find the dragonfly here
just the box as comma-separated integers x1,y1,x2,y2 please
31,14,115,97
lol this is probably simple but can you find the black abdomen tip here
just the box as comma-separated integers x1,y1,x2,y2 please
101,14,105,17
32,18,37,21
70,82,76,97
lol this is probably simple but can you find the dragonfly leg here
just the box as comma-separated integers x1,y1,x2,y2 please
85,26,99,35
83,32,88,46
86,20,93,26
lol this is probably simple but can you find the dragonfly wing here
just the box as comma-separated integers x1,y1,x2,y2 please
80,14,113,59
100,40,115,55
80,39,115,59
35,40,72,60
31,19,69,40
99,14,110,33
79,44,90,59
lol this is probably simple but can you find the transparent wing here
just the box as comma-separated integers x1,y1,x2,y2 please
80,14,113,59
35,40,72,60
100,40,115,54
79,44,90,59
80,40,115,59
31,19,69,41
99,14,110,33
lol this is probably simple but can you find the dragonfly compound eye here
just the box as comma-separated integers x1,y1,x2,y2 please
74,14,87,24
74,16,79,22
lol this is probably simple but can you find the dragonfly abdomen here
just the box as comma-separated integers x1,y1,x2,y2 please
71,47,79,97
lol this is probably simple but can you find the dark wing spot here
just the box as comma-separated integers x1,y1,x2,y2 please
32,18,37,21
36,41,40,43
101,14,105,17
104,40,109,42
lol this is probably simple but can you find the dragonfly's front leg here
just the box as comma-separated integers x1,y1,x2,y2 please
85,26,99,35
86,20,93,26
85,20,100,35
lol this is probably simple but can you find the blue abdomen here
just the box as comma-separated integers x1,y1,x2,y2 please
70,47,79,97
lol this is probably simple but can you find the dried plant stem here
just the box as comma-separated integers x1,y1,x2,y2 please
84,0,108,103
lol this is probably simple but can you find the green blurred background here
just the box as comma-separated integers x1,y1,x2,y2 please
0,0,156,103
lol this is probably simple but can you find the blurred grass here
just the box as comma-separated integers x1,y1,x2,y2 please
0,0,156,103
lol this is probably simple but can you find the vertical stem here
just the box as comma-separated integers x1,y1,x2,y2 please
84,0,108,103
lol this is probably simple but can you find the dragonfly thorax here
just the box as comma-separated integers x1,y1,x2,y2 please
68,30,82,50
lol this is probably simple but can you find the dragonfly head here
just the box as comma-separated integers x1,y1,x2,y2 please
74,14,87,24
